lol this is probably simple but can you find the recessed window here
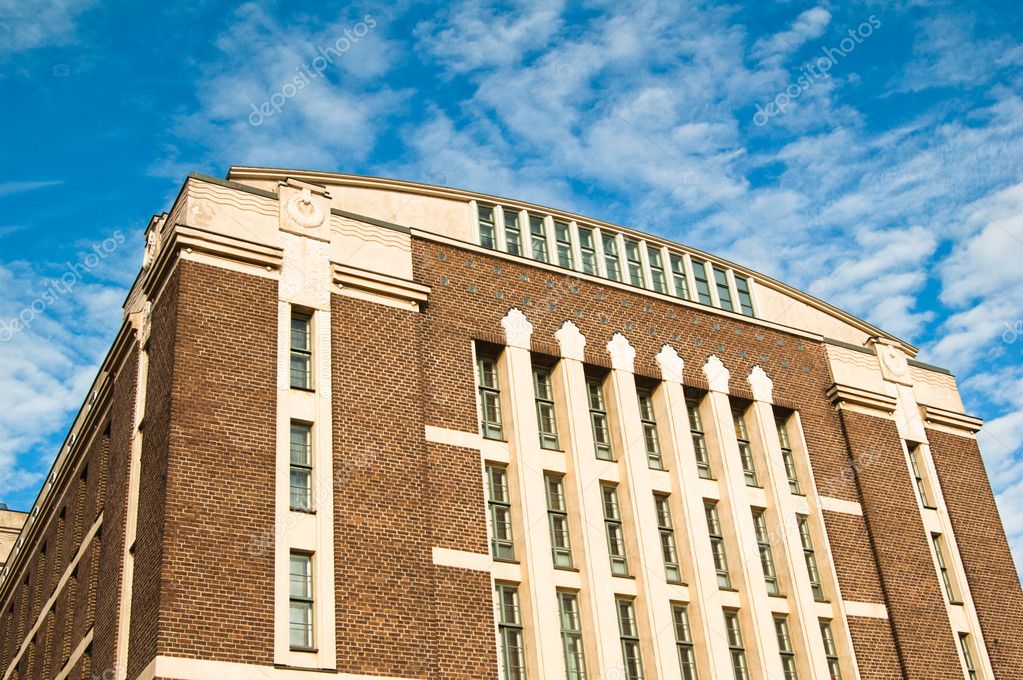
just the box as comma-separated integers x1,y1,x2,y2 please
496,584,526,680
578,227,597,275
545,474,573,568
733,407,758,486
624,239,644,287
692,261,713,305
504,210,522,256
602,233,622,282
776,416,800,494
602,484,629,576
290,422,313,512
289,552,314,650
687,398,713,479
798,516,825,601
486,465,514,561
648,246,667,294
909,445,933,508
533,366,559,450
476,353,504,440
958,632,978,680
655,495,682,583
932,533,957,602
670,254,690,300
616,598,644,680
638,390,663,470
820,620,843,680
290,311,312,390
753,509,780,595
713,266,734,312
587,378,613,461
478,204,497,249
554,221,574,269
774,616,798,680
735,277,755,316
529,214,550,263
724,610,748,680
672,604,698,680
558,591,587,680
706,502,730,589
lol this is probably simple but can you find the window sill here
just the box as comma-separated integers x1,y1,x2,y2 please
666,580,688,587
290,386,316,394
289,647,319,654
948,600,965,606
719,586,739,592
923,505,939,511
492,557,520,565
290,507,317,515
555,565,580,572
612,573,635,580
541,447,565,453
768,592,787,599
482,435,508,443
813,598,831,604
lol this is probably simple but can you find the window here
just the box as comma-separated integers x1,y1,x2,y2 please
909,445,932,507
289,552,314,649
587,378,613,460
487,465,514,560
496,584,526,680
932,533,956,602
672,604,698,680
655,495,682,583
624,239,644,287
290,311,312,389
616,599,644,680
713,267,734,312
546,474,573,568
533,367,560,449
670,254,690,300
648,246,667,294
798,517,825,601
752,509,779,595
558,591,587,680
959,632,978,680
478,204,497,249
555,221,574,269
692,261,713,305
775,617,798,680
477,354,504,439
504,209,522,256
602,233,622,281
706,502,730,588
290,422,313,512
733,408,758,486
776,416,800,494
735,277,754,316
724,610,748,680
578,227,597,275
820,620,842,680
638,390,663,469
529,214,550,263
687,399,713,479
602,484,629,576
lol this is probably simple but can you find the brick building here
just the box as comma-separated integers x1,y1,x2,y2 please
0,167,1020,680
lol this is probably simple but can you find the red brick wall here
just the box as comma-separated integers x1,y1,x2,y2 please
158,260,278,665
847,616,902,680
837,409,960,678
822,510,886,603
928,427,1023,677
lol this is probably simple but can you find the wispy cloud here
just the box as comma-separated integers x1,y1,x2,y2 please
0,0,95,56
0,180,62,197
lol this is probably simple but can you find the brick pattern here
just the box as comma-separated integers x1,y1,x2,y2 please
837,409,960,678
822,510,885,603
159,260,278,665
928,427,1023,677
847,616,902,680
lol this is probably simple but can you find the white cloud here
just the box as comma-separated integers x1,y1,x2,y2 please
0,0,94,55
0,180,62,197
751,6,832,65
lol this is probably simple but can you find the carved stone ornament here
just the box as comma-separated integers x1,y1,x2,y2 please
655,345,684,383
747,365,773,403
555,320,586,361
607,333,636,373
501,308,533,349
702,355,730,393
286,187,325,228
878,344,909,377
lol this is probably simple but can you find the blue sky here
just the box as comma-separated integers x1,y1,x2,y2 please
1,0,1021,569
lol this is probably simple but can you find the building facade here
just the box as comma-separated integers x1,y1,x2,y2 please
0,167,1020,680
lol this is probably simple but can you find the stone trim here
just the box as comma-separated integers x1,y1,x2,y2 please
826,383,897,416
922,405,983,434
